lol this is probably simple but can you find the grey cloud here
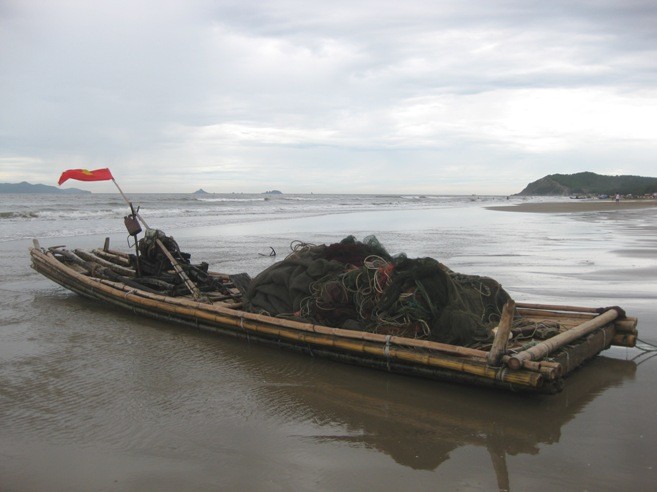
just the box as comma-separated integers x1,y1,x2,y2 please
1,0,656,192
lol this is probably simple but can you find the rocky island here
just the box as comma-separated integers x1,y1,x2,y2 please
0,182,90,194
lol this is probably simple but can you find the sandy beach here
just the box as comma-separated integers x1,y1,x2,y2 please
488,199,657,213
2,194,657,491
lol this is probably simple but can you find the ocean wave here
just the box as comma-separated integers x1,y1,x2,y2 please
197,197,266,203
0,211,40,219
280,196,316,201
36,208,126,220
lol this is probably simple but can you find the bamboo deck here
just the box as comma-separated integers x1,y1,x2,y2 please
29,239,639,394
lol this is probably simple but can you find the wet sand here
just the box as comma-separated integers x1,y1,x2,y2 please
488,199,657,213
2,203,657,491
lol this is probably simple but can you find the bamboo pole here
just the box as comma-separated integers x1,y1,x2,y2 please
92,248,132,267
104,248,132,260
507,309,620,370
74,249,135,277
501,356,562,379
515,302,601,313
549,324,616,375
487,300,515,366
615,318,638,334
33,249,166,296
516,308,595,320
612,333,636,348
51,248,89,269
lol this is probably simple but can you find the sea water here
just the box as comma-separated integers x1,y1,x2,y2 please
0,192,532,242
1,192,656,490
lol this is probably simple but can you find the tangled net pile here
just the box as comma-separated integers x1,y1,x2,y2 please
245,236,511,346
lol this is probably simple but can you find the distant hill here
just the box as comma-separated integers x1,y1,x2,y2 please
518,172,657,196
0,182,91,194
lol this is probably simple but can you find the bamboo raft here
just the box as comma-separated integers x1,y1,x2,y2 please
29,238,638,394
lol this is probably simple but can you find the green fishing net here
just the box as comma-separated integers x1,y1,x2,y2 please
245,236,510,346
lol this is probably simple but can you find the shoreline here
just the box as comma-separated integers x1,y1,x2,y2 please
487,199,657,213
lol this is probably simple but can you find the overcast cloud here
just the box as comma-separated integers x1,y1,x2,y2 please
1,0,656,193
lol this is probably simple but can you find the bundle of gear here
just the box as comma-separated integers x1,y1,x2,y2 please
129,228,230,297
244,236,511,346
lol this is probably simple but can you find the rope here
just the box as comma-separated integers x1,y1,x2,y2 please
635,338,657,352
633,351,657,366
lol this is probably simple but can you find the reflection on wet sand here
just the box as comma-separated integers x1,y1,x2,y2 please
252,355,636,490
1,274,648,491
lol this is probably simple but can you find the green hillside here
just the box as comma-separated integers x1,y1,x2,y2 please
518,172,657,196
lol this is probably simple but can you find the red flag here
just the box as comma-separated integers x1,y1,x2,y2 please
58,168,114,185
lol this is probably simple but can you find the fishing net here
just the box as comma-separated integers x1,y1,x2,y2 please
245,236,511,346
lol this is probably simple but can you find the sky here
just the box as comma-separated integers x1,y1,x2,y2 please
1,0,656,194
